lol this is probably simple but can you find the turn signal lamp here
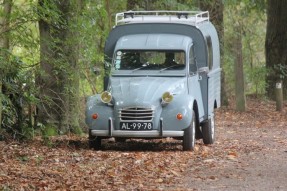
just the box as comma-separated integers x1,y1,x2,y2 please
162,92,173,104
100,91,112,104
176,113,183,120
92,113,98,120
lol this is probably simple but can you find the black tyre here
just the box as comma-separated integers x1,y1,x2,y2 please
183,111,196,151
89,131,102,150
202,114,215,144
115,137,127,143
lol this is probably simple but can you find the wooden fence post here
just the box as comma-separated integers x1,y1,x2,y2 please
275,81,283,111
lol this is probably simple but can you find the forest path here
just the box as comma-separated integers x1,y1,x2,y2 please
183,103,287,190
0,99,286,190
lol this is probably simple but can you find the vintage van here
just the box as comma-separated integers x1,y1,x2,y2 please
86,11,221,151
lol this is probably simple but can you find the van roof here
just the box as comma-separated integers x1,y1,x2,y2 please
115,34,192,50
116,11,209,26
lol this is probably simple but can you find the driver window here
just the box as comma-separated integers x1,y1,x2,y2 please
189,46,197,74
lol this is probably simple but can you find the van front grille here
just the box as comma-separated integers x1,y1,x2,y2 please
119,107,154,121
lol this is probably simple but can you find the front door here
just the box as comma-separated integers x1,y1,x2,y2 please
188,45,205,121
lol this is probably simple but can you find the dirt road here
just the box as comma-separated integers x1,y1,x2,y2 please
0,99,286,190
183,100,287,191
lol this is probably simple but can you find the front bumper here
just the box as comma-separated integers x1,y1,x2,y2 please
90,118,184,138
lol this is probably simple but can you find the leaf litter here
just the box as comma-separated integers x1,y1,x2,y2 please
0,98,286,190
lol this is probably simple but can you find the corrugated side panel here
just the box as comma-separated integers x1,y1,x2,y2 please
208,70,221,116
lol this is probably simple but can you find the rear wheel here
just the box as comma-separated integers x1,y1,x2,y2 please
202,113,215,144
89,131,102,150
183,111,196,151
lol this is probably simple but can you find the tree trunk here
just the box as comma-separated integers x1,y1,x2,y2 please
0,0,12,130
126,0,156,10
265,0,287,100
234,26,246,112
37,0,83,133
105,0,112,30
199,0,229,106
127,0,139,10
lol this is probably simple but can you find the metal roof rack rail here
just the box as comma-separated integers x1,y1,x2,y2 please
115,11,209,26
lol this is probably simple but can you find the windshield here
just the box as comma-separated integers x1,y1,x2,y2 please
113,50,185,71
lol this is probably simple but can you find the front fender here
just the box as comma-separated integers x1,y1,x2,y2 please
85,95,114,130
160,94,195,131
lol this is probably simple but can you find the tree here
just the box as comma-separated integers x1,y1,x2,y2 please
127,0,155,10
224,0,266,110
0,0,12,131
126,0,191,11
234,22,246,111
265,0,287,100
37,0,84,133
228,3,247,112
105,0,112,30
0,0,41,139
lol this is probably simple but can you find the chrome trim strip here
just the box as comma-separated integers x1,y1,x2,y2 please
120,115,154,118
119,112,154,114
108,117,113,137
119,109,154,111
119,107,154,122
119,120,153,122
159,118,163,137
91,130,184,137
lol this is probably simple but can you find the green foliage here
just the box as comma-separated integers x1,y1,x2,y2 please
42,125,58,137
224,0,266,12
223,0,266,97
151,0,196,10
37,123,54,146
246,65,267,95
1,50,38,140
127,0,196,11
78,1,108,94
77,0,126,95
273,64,287,80
1,0,39,140
17,155,29,162
0,0,269,140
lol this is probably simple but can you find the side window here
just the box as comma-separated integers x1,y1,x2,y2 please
206,35,213,69
189,46,197,74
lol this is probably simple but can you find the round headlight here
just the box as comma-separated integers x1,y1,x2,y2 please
162,92,173,104
100,91,112,103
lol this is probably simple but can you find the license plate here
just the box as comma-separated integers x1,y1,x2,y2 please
120,122,153,131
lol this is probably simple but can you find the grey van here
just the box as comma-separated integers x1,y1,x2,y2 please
86,11,221,151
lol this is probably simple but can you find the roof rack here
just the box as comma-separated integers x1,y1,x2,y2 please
115,11,209,26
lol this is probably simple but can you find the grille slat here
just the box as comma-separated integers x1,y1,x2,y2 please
119,107,154,121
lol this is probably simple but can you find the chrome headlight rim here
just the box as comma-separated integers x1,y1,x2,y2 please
161,91,173,104
100,91,112,104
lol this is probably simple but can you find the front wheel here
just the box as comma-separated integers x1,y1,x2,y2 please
89,130,102,150
202,114,215,144
183,111,196,151
115,137,127,143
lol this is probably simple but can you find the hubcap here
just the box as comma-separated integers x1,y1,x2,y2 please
192,119,196,146
211,115,215,140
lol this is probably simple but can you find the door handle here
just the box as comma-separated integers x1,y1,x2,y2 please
198,75,202,81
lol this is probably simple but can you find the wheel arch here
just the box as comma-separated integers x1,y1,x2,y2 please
214,100,218,109
193,100,199,123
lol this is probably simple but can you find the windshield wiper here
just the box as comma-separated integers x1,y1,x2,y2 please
159,64,179,72
131,64,149,72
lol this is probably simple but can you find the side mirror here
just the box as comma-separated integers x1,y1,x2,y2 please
104,61,112,69
198,67,209,74
104,76,109,90
93,66,101,75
